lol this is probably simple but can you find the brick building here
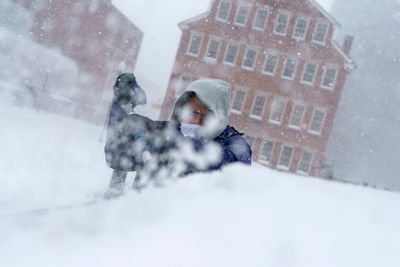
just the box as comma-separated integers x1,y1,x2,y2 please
160,0,354,176
10,0,143,120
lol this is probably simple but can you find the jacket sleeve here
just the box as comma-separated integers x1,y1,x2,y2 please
182,135,252,174
210,136,252,170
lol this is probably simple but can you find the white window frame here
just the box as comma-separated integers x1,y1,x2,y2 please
281,57,298,80
288,103,306,130
301,62,319,85
234,2,250,27
297,150,314,175
205,36,221,61
223,41,239,65
216,0,232,22
274,10,291,36
269,98,286,125
262,53,279,76
292,16,309,40
312,19,330,45
308,107,326,135
242,47,258,71
321,65,338,90
278,144,294,170
253,5,269,31
258,140,275,165
250,92,268,120
231,88,247,114
187,32,204,57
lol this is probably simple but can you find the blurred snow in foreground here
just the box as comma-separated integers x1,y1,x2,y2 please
0,104,399,267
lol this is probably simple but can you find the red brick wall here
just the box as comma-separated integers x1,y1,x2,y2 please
161,0,352,177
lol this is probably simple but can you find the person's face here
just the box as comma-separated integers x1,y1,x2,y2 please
182,96,211,125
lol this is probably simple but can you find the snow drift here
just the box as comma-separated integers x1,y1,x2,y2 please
0,104,399,267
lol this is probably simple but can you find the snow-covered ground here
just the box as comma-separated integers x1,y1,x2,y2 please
1,104,400,267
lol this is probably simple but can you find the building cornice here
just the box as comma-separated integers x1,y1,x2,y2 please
178,12,210,30
307,0,341,27
331,40,356,70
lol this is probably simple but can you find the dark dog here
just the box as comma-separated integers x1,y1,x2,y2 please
113,73,147,106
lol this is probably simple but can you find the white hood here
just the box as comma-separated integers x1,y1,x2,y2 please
178,78,231,138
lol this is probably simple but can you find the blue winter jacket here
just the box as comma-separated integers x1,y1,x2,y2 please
182,125,252,173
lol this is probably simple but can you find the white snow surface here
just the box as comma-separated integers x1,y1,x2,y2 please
0,104,400,267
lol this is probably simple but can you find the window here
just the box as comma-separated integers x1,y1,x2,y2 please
298,151,313,174
263,54,278,75
242,48,257,70
274,11,290,35
231,89,246,113
289,104,305,128
293,17,309,39
216,0,231,21
282,57,297,79
224,43,238,64
322,67,337,89
251,94,267,118
259,140,274,163
309,109,326,134
313,21,329,43
245,135,255,148
253,6,269,30
270,99,286,124
234,4,250,26
278,145,294,168
302,62,318,84
206,38,221,60
175,75,192,96
187,34,202,56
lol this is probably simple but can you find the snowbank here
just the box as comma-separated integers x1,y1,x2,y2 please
0,27,79,106
0,104,399,267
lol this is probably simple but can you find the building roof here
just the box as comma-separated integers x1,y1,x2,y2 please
332,40,356,69
308,0,341,26
178,0,353,66
178,12,209,30
179,0,340,27
111,3,144,36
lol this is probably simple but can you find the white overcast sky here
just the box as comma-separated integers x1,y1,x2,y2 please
112,0,333,102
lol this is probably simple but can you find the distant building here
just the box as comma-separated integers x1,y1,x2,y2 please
10,0,143,120
160,0,354,176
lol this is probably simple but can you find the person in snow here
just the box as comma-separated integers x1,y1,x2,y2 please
169,78,252,172
104,76,252,196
